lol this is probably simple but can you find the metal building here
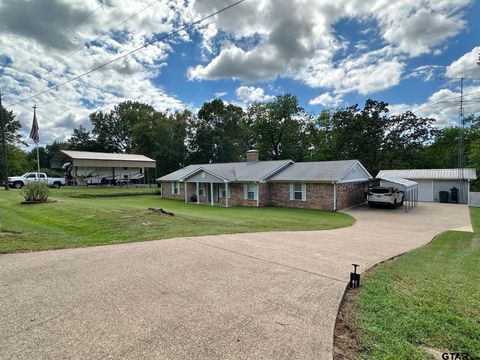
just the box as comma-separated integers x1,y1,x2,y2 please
50,150,156,185
377,169,477,204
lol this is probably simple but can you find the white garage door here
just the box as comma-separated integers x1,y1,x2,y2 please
417,180,433,202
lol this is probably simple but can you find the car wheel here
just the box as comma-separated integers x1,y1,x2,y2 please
368,202,374,208
14,182,23,189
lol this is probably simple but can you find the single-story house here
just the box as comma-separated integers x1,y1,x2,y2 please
376,168,477,204
50,150,156,185
158,150,372,211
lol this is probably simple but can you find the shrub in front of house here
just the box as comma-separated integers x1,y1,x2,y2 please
22,182,49,202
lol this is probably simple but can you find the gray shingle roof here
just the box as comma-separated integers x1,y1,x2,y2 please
377,169,477,181
268,160,361,182
159,160,293,182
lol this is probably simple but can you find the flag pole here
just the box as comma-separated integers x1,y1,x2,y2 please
33,104,40,174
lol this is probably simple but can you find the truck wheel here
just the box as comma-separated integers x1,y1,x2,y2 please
368,202,374,208
14,182,23,189
52,182,61,189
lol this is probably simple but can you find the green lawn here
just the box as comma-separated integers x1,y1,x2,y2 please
0,187,353,253
353,207,480,359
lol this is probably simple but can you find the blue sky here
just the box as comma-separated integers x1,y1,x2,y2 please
0,0,479,146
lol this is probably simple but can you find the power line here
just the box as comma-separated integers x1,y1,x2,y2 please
9,0,247,107
14,3,104,71
60,0,163,65
412,89,480,115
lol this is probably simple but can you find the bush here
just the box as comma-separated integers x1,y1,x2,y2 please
22,182,49,202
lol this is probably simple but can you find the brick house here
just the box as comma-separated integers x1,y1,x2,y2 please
158,150,372,211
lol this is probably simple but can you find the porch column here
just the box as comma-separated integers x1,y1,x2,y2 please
210,182,214,206
196,182,199,204
256,182,260,207
225,182,229,207
184,182,188,203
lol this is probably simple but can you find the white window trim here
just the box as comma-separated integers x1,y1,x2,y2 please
290,183,306,201
172,181,180,195
220,187,230,199
244,183,258,200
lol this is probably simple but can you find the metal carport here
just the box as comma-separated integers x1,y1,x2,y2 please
377,176,419,212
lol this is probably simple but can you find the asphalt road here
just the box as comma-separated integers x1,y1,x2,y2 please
0,203,472,359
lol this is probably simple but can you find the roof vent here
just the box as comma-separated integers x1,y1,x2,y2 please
246,149,259,162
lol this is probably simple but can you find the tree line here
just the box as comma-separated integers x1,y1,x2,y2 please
1,94,479,189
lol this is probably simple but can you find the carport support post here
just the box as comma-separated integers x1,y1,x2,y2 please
184,182,188,203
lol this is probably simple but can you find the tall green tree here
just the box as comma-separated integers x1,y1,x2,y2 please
0,105,26,181
187,99,248,164
307,99,387,173
67,125,99,151
90,101,156,153
380,111,436,170
133,110,189,177
248,94,310,161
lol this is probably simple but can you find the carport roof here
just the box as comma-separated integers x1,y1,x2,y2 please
377,176,418,190
377,168,477,181
50,150,156,168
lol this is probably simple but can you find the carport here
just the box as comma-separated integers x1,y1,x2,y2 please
377,176,418,212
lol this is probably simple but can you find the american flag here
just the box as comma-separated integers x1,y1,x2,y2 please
29,107,39,143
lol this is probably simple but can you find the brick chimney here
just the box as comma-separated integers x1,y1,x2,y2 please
246,149,259,162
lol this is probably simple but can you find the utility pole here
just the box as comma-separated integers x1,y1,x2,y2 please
458,77,465,203
0,91,9,191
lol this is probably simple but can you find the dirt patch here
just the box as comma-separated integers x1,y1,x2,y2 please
333,286,362,360
148,208,175,217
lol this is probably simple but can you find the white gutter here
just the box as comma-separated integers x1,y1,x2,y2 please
256,181,260,207
332,181,337,211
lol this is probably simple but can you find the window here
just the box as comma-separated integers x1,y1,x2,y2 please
290,183,306,201
220,187,230,198
26,173,37,179
172,182,180,194
39,174,47,179
198,183,205,196
244,183,257,200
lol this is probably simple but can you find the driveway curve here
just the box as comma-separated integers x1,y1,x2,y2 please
0,203,471,360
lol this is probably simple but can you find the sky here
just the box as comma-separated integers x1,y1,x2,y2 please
0,0,479,147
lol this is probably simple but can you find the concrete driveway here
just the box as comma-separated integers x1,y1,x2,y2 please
0,203,472,360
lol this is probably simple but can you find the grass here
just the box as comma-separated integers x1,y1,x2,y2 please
352,207,480,359
0,187,353,253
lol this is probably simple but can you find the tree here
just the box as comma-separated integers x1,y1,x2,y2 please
0,105,26,182
67,125,99,151
133,110,189,177
248,94,310,161
90,101,156,153
307,99,387,173
380,111,436,170
187,99,248,164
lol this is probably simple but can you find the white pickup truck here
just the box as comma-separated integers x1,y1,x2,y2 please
8,172,65,189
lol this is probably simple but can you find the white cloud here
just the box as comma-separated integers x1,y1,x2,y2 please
235,86,274,103
309,92,343,107
214,91,227,98
389,85,480,128
0,0,185,147
445,46,480,79
188,0,472,95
